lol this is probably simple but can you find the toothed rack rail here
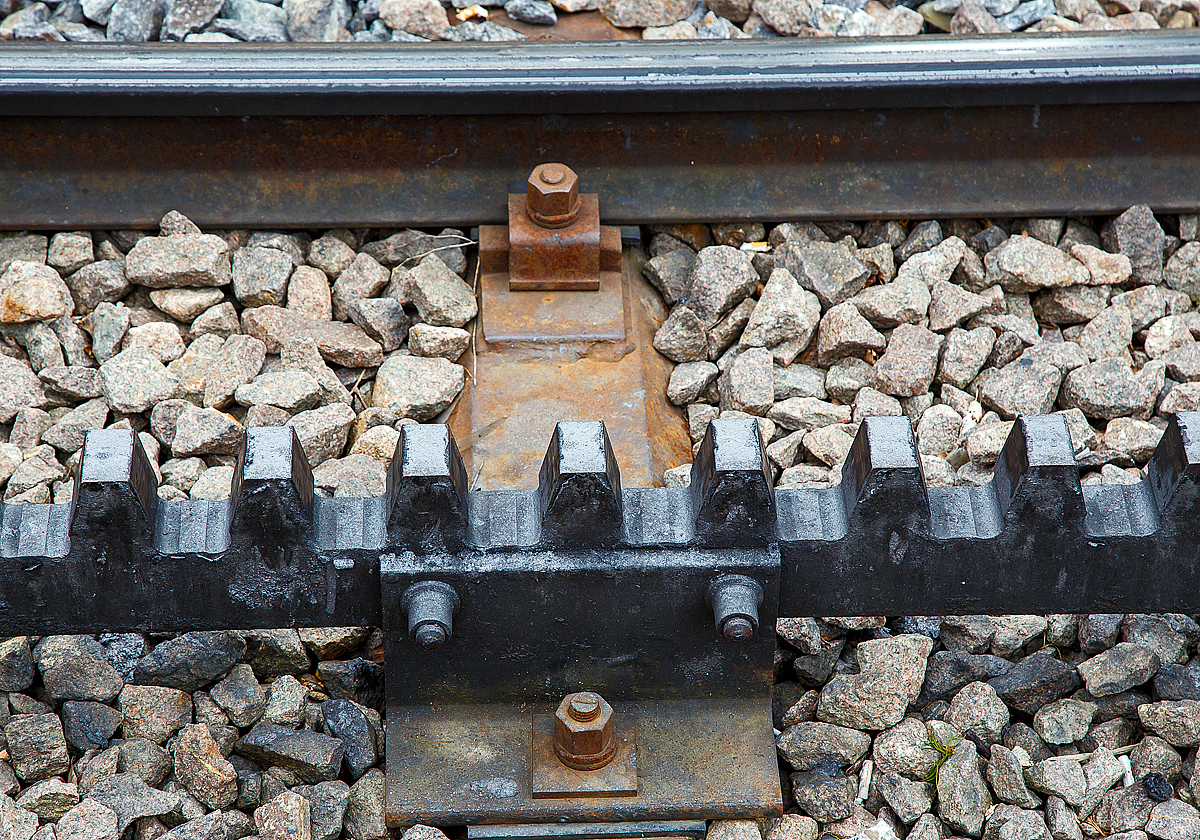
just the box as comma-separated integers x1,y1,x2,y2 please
1,413,1198,825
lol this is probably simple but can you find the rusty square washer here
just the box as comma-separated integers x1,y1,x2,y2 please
532,714,638,799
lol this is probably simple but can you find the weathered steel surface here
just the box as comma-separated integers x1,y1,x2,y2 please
384,699,780,825
454,249,692,490
1,36,1199,227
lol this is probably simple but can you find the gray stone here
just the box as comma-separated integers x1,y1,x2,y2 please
947,681,1009,744
201,334,266,409
105,0,163,38
263,675,307,727
853,277,931,329
175,724,238,809
654,306,708,363
189,466,235,500
162,0,223,37
777,240,871,309
643,248,695,306
283,0,349,39
929,280,993,331
1060,358,1161,420
286,266,333,321
280,337,350,407
1077,643,1160,696
802,424,854,468
343,768,386,840
1080,613,1126,654
86,774,177,835
1130,736,1181,783
775,721,870,771
815,301,886,366
0,796,38,840
1122,614,1192,665
306,235,356,280
292,782,348,840
1033,698,1097,745
1137,700,1200,747
118,684,191,744
1144,314,1194,358
1144,799,1198,840
998,0,1053,27
871,717,945,781
774,364,825,400
116,738,171,787
877,772,933,824
0,637,33,692
1046,796,1082,840
720,348,774,415
232,247,293,307
789,771,856,822
1097,786,1155,834
817,634,933,730
242,306,383,368
235,372,322,412
41,398,108,453
15,778,79,822
348,298,408,353
740,268,821,350
125,235,230,288
1025,758,1087,806
286,403,356,467
0,261,73,324
984,234,1089,292
124,321,185,363
667,361,719,405
406,255,476,328
1032,284,1111,324
255,791,311,840
987,745,1041,808
1102,204,1165,284
824,356,872,402
39,365,102,400
6,714,70,781
237,723,344,784
210,664,266,727
169,404,244,457
134,631,246,692
65,261,129,314
896,220,943,261
1164,240,1200,303
1113,285,1169,331
504,0,555,20
56,800,118,840
190,302,241,339
100,346,181,413
938,326,995,389
1154,663,1200,700
1160,382,1200,415
937,740,992,837
1078,304,1134,361
371,355,464,421
982,805,1051,840
768,397,850,432
42,644,123,703
871,324,942,397
0,232,48,273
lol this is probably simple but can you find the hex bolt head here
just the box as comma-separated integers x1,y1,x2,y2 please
705,574,763,643
526,163,581,230
553,691,617,771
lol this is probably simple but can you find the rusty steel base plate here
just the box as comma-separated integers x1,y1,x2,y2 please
385,698,781,826
531,716,638,800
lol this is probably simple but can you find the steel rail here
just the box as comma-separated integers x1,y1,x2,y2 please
1,33,1199,226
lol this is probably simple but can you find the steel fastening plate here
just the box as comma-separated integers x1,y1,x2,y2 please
467,820,708,840
385,698,780,825
531,714,638,799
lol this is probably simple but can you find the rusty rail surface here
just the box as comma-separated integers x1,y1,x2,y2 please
1,34,1199,227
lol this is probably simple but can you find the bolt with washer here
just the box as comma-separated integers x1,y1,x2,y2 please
553,690,617,770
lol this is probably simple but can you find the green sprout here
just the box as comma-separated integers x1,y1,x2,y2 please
922,725,962,785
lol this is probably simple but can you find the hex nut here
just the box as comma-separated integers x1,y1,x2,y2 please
526,163,581,230
553,691,617,770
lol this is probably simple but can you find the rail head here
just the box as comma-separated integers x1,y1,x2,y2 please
2,33,1200,116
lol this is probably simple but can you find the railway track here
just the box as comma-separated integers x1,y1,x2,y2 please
1,27,1200,840
2,33,1200,227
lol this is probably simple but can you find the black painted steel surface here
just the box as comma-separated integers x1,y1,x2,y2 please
1,34,1199,226
2,412,1200,635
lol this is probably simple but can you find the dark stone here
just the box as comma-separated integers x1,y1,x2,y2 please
229,756,263,810
1079,614,1125,655
293,780,350,840
117,738,172,787
61,700,123,752
895,616,942,640
322,699,377,780
792,637,846,688
315,659,383,712
773,682,807,730
789,769,856,822
0,637,34,692
235,722,345,784
988,652,1081,715
99,633,147,683
1154,664,1200,701
918,651,1013,705
133,631,246,692
1142,773,1172,803
1002,722,1053,763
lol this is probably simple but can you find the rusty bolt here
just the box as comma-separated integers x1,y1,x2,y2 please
526,163,581,230
553,691,617,771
